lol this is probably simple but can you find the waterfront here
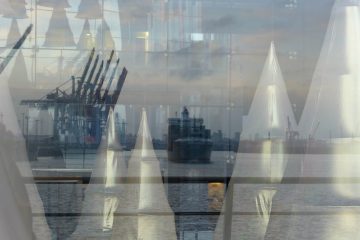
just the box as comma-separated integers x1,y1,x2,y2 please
26,150,360,239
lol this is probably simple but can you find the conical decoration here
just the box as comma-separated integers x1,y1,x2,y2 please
0,73,52,239
70,108,126,239
37,109,54,136
242,42,297,140
96,20,115,51
111,108,177,240
299,0,360,139
214,43,296,239
0,0,15,17
288,2,360,239
77,19,94,50
0,124,33,240
5,19,31,89
6,18,21,47
76,0,102,19
7,51,31,89
2,0,27,19
43,8,75,47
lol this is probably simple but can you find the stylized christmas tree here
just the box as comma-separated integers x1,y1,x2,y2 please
0,0,15,16
299,0,360,138
96,20,115,51
242,42,297,140
70,108,127,238
111,109,177,240
2,0,27,18
3,0,30,90
76,0,102,49
42,0,75,47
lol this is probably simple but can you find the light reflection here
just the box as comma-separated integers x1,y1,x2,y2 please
341,75,355,134
332,140,360,199
267,85,279,128
102,196,119,231
340,6,360,136
208,182,225,211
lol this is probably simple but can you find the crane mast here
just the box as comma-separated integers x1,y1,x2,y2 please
20,48,128,147
101,58,120,104
75,48,95,98
93,50,114,104
80,54,99,101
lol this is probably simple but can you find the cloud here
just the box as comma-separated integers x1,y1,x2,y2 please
117,0,152,23
202,15,238,33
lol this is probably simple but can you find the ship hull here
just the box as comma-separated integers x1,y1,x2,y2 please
168,139,212,163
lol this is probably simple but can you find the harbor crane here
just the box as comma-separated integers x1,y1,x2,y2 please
21,48,128,147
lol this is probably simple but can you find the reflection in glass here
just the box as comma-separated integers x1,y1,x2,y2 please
112,108,177,240
43,1,76,47
299,0,360,139
242,42,296,140
214,42,294,240
0,0,15,17
76,0,102,50
0,72,51,239
70,108,126,238
3,0,27,19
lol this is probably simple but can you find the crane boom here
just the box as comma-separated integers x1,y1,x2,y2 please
105,67,128,115
75,48,95,97
81,54,99,101
93,50,114,104
87,60,104,104
101,58,120,103
111,67,128,106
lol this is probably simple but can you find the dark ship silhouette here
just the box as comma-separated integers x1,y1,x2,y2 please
167,107,212,163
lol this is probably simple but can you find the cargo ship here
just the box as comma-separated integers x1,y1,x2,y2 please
167,107,212,163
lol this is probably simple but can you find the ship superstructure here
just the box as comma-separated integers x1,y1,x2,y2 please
167,107,212,163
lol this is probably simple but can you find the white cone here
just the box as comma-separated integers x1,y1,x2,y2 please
111,108,177,240
2,0,27,18
242,42,297,140
0,0,15,16
299,1,360,139
0,73,52,239
5,21,31,89
77,20,94,50
70,108,126,239
76,0,102,19
214,43,295,239
43,8,76,47
96,20,115,51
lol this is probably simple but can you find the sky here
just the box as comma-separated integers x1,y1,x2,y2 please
0,0,340,136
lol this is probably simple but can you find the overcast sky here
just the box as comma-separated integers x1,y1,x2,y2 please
0,0,340,135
